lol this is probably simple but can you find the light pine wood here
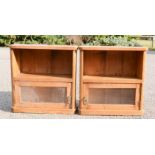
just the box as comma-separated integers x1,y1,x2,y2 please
79,46,147,116
11,49,20,77
10,44,77,50
72,50,76,109
84,83,138,89
20,49,52,74
19,49,72,75
14,73,72,82
79,109,144,116
81,104,137,110
83,76,142,83
10,45,77,114
12,106,75,114
80,50,84,109
84,51,143,78
10,49,15,107
79,46,147,51
139,50,147,110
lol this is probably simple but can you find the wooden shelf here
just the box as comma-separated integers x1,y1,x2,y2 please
83,75,142,83
79,46,148,51
10,44,78,51
14,73,72,82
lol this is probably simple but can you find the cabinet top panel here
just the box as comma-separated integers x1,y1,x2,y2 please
10,44,78,51
79,46,147,51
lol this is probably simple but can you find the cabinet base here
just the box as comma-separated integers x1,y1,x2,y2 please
79,109,144,116
12,106,75,115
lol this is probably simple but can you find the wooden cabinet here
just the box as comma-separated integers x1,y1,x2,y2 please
79,46,147,115
10,45,147,116
10,45,77,114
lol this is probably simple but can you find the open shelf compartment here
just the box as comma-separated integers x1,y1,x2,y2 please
12,48,74,81
83,50,144,81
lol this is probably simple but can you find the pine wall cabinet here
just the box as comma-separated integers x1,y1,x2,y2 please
79,46,147,115
10,45,77,114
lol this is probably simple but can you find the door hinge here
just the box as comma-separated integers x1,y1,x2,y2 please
83,97,88,105
67,96,72,105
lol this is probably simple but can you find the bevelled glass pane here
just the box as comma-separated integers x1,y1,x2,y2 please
21,86,67,103
88,88,135,104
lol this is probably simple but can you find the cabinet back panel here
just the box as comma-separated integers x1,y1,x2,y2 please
51,51,72,75
84,51,141,78
84,51,106,75
105,51,123,76
122,52,138,77
20,50,51,74
18,50,72,75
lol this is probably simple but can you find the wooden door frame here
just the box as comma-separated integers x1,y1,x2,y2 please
15,81,71,106
12,81,73,113
82,83,141,110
